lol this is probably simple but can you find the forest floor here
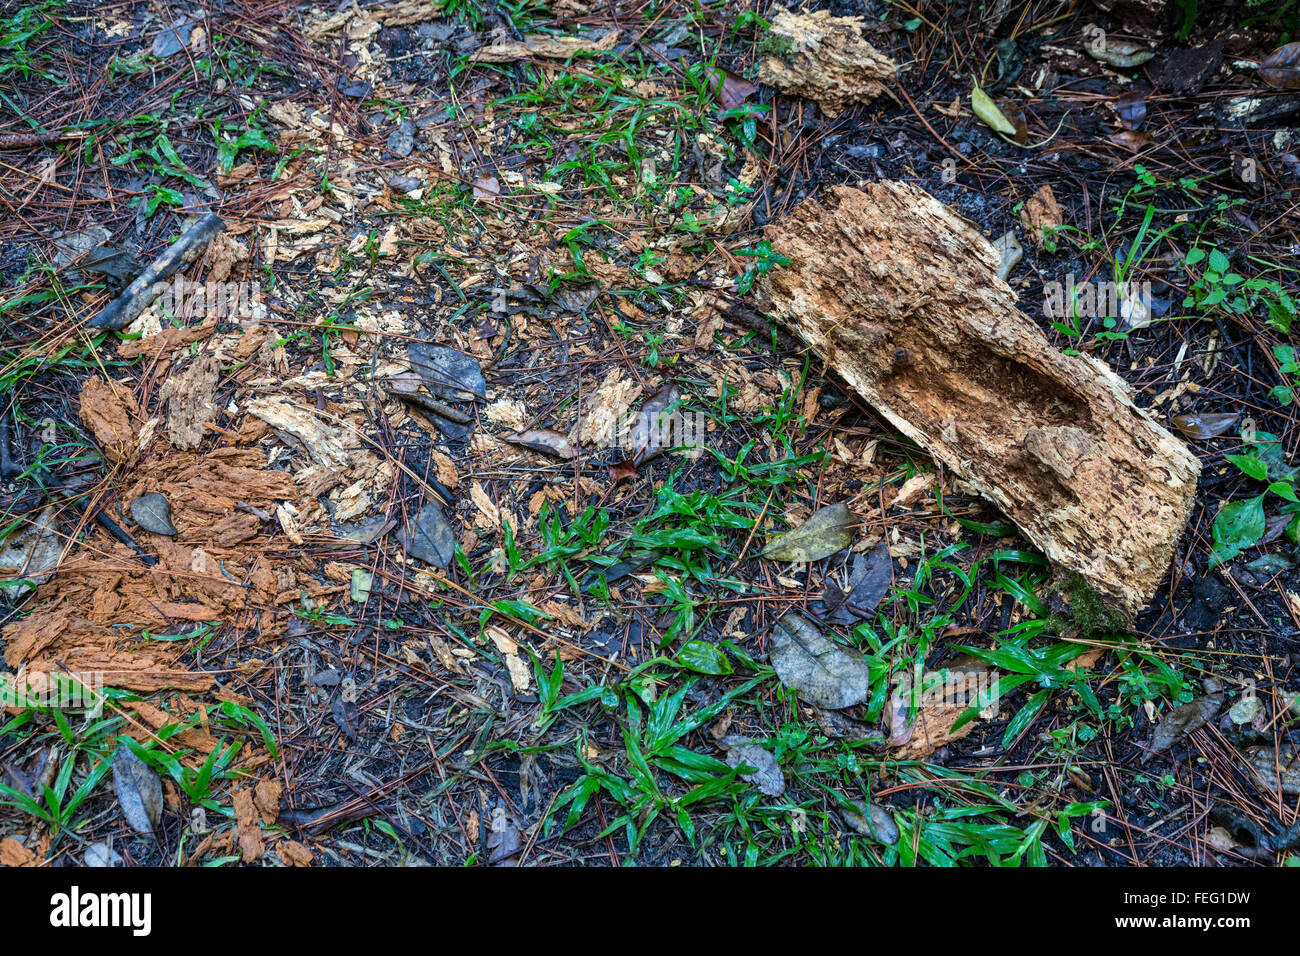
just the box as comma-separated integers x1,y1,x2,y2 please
1,0,1299,867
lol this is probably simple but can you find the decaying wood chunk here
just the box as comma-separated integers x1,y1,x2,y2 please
757,7,897,116
758,183,1200,618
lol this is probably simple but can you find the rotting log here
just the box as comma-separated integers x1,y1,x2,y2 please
757,183,1200,619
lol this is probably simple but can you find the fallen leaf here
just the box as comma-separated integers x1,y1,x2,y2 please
1086,38,1154,69
844,540,893,616
760,502,854,562
723,740,785,796
488,805,523,865
608,459,639,483
885,666,992,759
1109,129,1153,152
769,612,871,710
1260,42,1300,89
112,744,163,836
1145,692,1222,762
130,493,178,536
971,84,1017,136
503,429,577,460
1020,184,1062,249
842,801,899,844
1229,694,1262,725
473,176,500,199
1172,412,1238,440
1115,91,1147,130
708,66,757,110
489,628,532,693
0,506,62,600
993,231,1023,282
84,843,124,867
408,343,486,400
401,503,456,568
1244,743,1300,794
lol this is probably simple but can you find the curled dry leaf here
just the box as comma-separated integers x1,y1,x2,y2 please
112,744,163,836
129,492,178,536
84,843,124,867
971,84,1017,136
1020,184,1062,250
824,539,893,623
1115,91,1147,130
1260,42,1300,89
1086,39,1154,69
503,429,577,460
1172,412,1237,440
1109,129,1153,152
1144,692,1222,762
473,176,500,200
842,801,899,844
769,612,871,710
760,501,854,562
708,66,757,111
608,459,640,484
993,230,1023,283
884,666,991,760
488,805,524,866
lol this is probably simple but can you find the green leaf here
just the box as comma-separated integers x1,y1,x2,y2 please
970,84,1017,136
1226,453,1268,481
675,639,732,675
1268,481,1299,502
759,501,854,562
1210,494,1266,567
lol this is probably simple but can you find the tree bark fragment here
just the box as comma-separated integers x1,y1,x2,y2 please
758,183,1200,618
757,7,897,116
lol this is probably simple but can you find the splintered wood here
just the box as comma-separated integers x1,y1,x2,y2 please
757,7,898,116
758,183,1200,618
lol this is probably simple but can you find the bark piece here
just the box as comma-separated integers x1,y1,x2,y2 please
757,7,897,116
757,183,1199,618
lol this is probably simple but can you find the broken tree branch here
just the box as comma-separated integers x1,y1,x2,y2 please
758,183,1200,618
88,213,225,330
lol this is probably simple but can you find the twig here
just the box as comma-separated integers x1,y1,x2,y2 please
0,410,19,479
88,213,225,330
389,388,473,424
0,129,86,150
